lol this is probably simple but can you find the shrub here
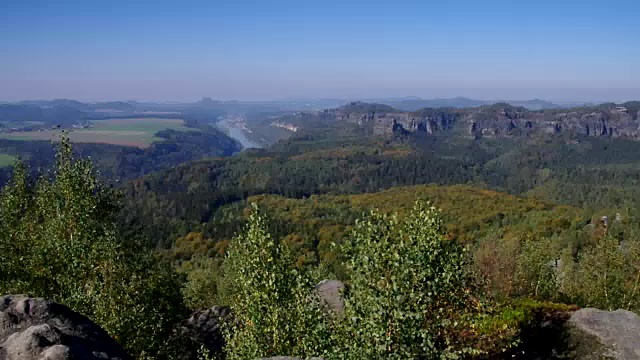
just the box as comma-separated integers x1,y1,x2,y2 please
221,205,331,359
562,234,640,312
514,236,559,300
0,138,188,359
334,202,480,359
220,202,522,359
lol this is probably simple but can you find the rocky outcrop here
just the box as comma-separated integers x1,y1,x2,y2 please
494,306,640,359
181,305,233,356
335,109,459,136
0,295,131,360
332,102,640,140
463,105,639,139
562,308,640,360
315,280,345,316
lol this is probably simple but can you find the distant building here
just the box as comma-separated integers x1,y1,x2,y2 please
270,121,299,132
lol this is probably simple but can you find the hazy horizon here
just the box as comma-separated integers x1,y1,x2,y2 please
3,88,640,105
2,0,639,102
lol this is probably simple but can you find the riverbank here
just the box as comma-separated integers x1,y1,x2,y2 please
215,117,262,149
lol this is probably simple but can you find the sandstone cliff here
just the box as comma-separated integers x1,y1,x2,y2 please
330,101,640,140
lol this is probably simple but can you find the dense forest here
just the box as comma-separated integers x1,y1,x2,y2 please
3,100,640,359
121,127,640,249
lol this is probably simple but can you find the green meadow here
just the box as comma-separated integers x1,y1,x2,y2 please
0,118,194,148
0,153,17,167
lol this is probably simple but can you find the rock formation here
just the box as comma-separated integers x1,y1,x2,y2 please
563,308,640,360
181,305,233,356
0,295,131,360
330,102,640,140
315,280,345,316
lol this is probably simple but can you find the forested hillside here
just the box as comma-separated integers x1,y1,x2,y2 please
122,124,640,249
121,135,476,247
5,100,640,359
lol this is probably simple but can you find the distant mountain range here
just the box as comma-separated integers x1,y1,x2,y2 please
0,97,608,129
271,96,598,111
365,97,582,111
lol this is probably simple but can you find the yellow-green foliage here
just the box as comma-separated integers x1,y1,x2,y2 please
221,205,332,359
562,234,640,313
333,203,482,359
170,232,217,262
250,184,582,242
247,184,585,280
185,183,640,315
221,203,524,359
181,255,224,309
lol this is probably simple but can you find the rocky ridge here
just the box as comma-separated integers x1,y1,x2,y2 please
331,101,640,140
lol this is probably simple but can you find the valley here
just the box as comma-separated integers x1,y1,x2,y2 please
215,115,263,148
4,1,640,358
3,97,640,360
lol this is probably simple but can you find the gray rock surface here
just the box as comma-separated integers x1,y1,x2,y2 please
331,102,640,140
565,308,640,360
181,305,232,356
315,280,345,316
0,295,131,360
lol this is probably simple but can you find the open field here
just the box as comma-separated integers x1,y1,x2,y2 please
0,118,192,148
0,120,46,128
0,153,17,167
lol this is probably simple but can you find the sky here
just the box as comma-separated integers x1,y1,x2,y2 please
1,0,639,102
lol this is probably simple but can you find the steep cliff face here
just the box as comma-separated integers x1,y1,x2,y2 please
465,105,640,139
554,109,638,138
334,109,459,135
332,102,640,140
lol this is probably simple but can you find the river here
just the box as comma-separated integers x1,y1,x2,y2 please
215,117,262,149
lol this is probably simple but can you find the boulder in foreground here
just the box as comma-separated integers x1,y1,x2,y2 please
563,308,640,360
0,295,131,360
315,280,345,316
181,305,233,356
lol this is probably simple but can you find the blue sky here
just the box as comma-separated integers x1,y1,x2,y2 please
1,0,639,102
